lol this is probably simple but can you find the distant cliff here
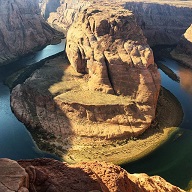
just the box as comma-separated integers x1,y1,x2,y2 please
39,0,61,20
124,1,192,46
47,0,90,33
0,0,62,66
11,3,161,164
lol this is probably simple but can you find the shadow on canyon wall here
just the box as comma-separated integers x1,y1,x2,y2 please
124,2,192,46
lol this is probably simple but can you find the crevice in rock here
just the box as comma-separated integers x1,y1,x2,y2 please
103,53,117,95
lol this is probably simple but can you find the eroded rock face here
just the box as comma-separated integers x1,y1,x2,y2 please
47,0,90,33
0,158,29,192
17,158,184,192
124,2,192,46
0,0,61,66
39,0,61,20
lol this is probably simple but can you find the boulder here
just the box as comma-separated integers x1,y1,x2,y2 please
0,158,29,192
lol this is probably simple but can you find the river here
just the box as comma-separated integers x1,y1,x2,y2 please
0,42,191,189
0,40,65,160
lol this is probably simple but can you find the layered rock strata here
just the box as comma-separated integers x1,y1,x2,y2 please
47,0,90,33
124,1,192,46
0,158,183,192
171,24,192,67
0,0,62,66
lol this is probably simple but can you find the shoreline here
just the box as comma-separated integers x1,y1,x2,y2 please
171,50,192,69
24,86,183,165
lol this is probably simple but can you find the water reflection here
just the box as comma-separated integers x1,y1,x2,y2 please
179,68,192,96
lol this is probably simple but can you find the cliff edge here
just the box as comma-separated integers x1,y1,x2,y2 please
0,158,185,192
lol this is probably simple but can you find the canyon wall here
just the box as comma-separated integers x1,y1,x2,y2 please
47,0,90,33
39,0,61,20
0,0,61,66
0,158,184,192
124,1,192,46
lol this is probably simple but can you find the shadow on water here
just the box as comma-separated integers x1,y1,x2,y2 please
0,40,65,160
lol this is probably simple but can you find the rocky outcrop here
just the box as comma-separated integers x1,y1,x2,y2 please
124,1,192,46
11,5,160,143
47,0,90,33
0,158,29,192
171,24,192,67
0,0,62,66
15,158,184,192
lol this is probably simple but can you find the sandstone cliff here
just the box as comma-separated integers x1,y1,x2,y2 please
124,1,192,46
0,158,185,192
0,0,62,66
39,0,61,20
47,0,90,33
171,24,192,67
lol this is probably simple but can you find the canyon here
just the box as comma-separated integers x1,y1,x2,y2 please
0,0,192,191
11,2,163,164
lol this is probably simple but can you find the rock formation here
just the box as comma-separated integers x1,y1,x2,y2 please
171,24,192,67
0,0,62,66
11,4,160,144
47,0,90,33
0,158,184,192
39,0,61,20
124,1,192,46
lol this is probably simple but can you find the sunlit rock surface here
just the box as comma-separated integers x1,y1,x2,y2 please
47,0,90,33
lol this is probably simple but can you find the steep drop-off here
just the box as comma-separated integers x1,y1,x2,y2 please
0,158,184,192
124,1,192,46
0,0,62,66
